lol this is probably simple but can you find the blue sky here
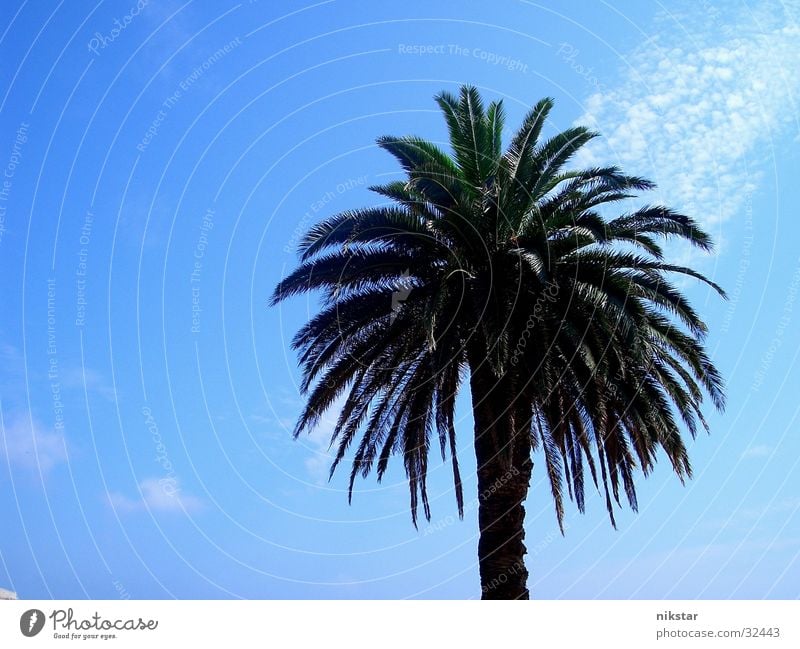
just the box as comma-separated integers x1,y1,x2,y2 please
0,0,798,599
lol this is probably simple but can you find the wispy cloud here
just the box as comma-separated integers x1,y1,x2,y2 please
734,497,800,521
0,413,67,473
700,495,799,532
302,406,341,484
281,397,345,485
576,1,800,246
741,444,772,459
60,367,117,402
107,477,203,513
0,343,25,394
0,340,116,404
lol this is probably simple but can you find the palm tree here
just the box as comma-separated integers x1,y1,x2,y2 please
270,85,725,599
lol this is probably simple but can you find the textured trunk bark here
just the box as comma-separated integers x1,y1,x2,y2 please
470,359,533,600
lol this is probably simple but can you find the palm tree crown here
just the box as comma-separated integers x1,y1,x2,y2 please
271,85,725,598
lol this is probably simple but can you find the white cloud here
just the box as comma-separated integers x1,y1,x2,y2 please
0,413,67,473
741,444,772,459
107,477,203,513
278,396,347,484
302,403,342,484
735,497,800,520
60,367,117,402
575,1,800,245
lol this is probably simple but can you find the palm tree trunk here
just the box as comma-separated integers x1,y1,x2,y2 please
470,360,533,599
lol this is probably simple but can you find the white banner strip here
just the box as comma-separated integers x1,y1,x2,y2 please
0,600,797,647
